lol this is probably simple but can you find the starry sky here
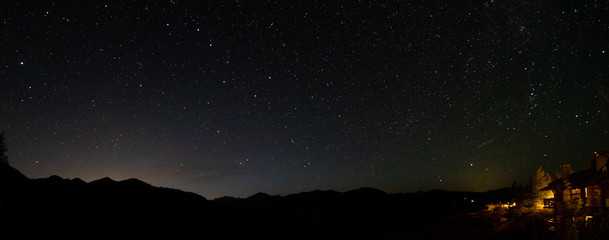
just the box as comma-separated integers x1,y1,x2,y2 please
1,0,608,199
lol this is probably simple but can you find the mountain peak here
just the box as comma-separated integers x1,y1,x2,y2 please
89,177,116,185
247,192,273,200
70,178,86,184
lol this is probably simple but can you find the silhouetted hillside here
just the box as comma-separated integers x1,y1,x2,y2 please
0,162,27,184
0,164,224,239
213,187,514,239
0,164,515,239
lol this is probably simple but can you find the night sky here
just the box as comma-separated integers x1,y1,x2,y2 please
1,1,608,199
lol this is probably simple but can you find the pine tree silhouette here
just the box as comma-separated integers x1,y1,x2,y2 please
0,131,8,165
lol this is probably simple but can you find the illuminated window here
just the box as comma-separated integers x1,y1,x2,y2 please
571,188,581,195
585,187,588,198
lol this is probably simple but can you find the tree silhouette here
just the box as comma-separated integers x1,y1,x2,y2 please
0,131,8,165
531,165,552,208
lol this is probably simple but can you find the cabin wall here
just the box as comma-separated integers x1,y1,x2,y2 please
586,185,602,207
563,188,573,202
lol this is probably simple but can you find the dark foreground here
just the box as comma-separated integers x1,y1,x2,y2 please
0,163,585,239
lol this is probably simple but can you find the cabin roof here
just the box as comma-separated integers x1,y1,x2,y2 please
543,169,608,191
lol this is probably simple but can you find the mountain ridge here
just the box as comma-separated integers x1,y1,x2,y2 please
0,163,514,239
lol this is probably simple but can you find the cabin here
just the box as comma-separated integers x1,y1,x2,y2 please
542,150,609,214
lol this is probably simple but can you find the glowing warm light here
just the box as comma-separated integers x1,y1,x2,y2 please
486,202,517,211
537,189,555,209
586,216,593,222
585,187,588,198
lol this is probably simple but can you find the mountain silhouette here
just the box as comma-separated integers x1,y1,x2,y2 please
0,164,223,239
0,164,514,239
0,162,27,184
246,191,275,201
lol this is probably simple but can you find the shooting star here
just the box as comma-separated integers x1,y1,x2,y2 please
477,135,499,148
